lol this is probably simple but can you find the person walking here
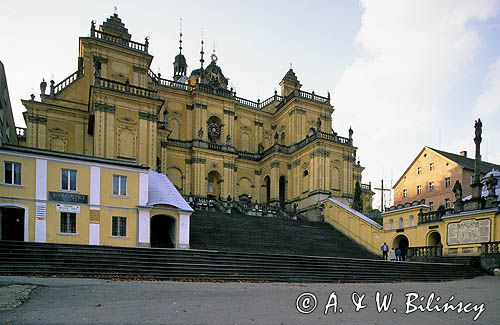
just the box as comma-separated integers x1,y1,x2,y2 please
389,248,396,261
381,242,389,260
395,247,402,261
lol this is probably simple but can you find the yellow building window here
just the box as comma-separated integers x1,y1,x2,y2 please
61,169,77,191
113,175,127,196
3,161,21,185
60,212,76,233
112,216,126,237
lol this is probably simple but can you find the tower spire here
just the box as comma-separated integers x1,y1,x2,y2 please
179,18,183,54
200,27,205,69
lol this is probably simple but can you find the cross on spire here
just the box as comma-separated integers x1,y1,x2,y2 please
114,6,118,15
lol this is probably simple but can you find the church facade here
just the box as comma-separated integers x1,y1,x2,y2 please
19,13,371,217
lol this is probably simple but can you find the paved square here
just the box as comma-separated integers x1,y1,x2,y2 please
0,276,499,324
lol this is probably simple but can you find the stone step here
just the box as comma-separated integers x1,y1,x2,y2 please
0,241,483,283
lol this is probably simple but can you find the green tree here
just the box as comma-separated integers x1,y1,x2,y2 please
352,181,363,212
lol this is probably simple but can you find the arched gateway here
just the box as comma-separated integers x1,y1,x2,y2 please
150,215,176,248
145,171,194,249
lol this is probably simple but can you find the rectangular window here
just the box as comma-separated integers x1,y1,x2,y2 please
112,216,127,237
60,212,76,233
429,163,434,171
444,177,451,188
61,169,77,191
417,185,422,195
429,201,434,210
4,161,21,185
428,181,434,192
470,175,475,185
444,198,451,209
417,167,422,175
112,175,127,196
403,189,408,198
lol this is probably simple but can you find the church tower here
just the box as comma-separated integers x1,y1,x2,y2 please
173,27,187,81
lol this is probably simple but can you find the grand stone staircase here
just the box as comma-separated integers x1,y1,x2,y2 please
0,240,483,282
189,210,376,259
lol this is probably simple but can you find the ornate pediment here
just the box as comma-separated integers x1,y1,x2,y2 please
200,56,229,89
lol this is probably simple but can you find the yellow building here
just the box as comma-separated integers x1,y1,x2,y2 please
0,145,193,248
322,120,500,262
18,13,372,219
393,147,499,210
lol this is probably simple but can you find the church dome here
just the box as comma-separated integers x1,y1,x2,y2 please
174,53,187,67
190,68,203,77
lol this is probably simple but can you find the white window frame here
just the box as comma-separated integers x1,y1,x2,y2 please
112,216,127,237
113,175,127,196
61,169,77,191
444,177,451,188
417,185,422,195
428,181,434,192
417,167,422,175
429,163,434,171
3,161,21,185
403,189,408,198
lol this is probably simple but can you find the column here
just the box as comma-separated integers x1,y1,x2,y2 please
89,166,101,245
105,110,115,158
35,159,47,243
137,208,151,247
270,161,280,205
177,212,191,249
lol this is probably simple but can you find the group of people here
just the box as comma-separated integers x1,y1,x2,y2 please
380,242,407,261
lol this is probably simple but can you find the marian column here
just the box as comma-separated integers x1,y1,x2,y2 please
465,119,483,211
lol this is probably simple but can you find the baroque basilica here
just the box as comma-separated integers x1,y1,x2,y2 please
20,13,372,219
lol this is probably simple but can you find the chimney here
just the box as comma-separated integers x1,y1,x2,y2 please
460,151,467,157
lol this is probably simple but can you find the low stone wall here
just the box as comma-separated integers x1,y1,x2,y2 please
480,254,500,274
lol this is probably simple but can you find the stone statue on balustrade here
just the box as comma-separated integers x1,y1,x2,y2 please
197,127,204,140
485,173,499,208
453,180,463,213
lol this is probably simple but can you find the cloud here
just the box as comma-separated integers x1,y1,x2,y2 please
332,0,500,207
475,57,500,117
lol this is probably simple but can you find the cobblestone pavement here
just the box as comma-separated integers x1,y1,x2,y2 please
0,275,499,324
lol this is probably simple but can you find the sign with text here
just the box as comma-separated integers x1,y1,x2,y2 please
49,191,88,204
56,203,80,213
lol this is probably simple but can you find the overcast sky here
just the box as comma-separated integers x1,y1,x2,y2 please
1,0,499,209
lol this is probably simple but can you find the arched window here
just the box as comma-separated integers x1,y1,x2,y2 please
398,217,404,229
409,215,414,227
388,219,393,230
